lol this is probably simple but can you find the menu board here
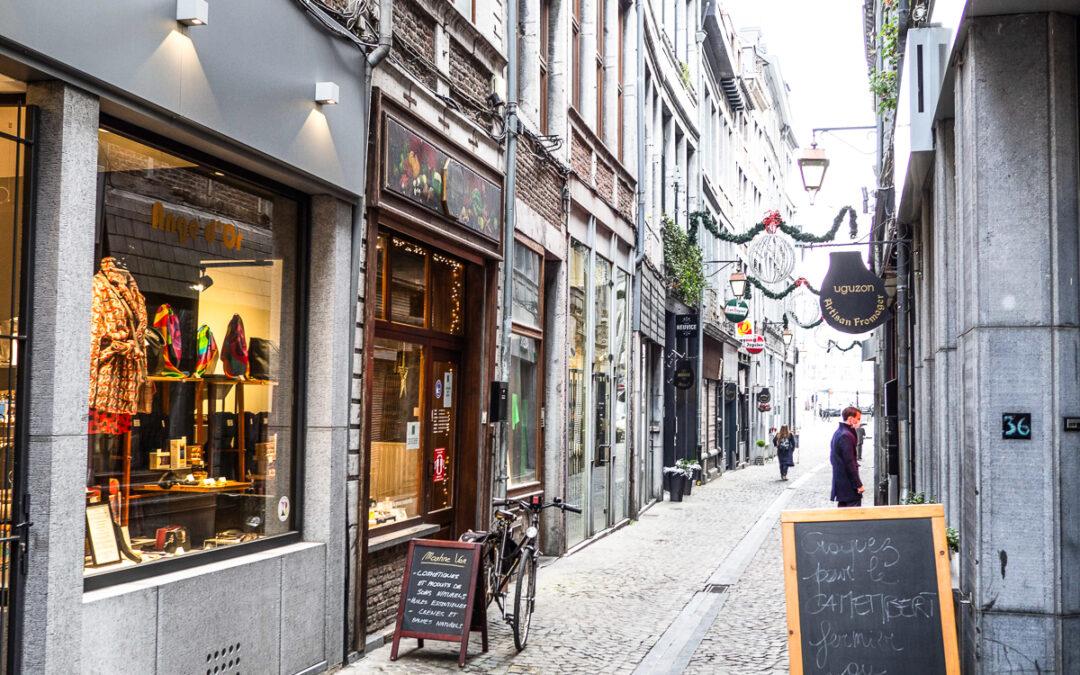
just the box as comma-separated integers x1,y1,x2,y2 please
390,539,487,667
781,504,959,675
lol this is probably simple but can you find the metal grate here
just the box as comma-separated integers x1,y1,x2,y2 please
204,641,242,674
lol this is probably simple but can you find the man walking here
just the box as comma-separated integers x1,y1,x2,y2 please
830,406,864,508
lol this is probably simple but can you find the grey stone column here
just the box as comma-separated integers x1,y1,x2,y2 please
953,13,1080,672
303,195,354,666
21,81,98,675
541,259,567,554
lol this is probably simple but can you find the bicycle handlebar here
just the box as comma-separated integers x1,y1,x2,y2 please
492,497,582,513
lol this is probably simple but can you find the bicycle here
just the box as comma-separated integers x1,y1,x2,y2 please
459,495,581,650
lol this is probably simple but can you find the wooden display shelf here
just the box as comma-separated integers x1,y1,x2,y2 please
134,480,253,494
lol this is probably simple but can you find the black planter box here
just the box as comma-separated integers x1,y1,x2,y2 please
668,474,685,502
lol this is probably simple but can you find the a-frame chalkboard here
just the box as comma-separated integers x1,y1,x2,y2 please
389,539,488,668
781,504,960,675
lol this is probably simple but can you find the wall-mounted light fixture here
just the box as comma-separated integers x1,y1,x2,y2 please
315,82,340,105
176,0,209,26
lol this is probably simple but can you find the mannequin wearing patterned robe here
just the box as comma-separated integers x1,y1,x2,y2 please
88,257,148,433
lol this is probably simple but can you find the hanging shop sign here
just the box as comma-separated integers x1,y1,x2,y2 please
757,402,772,412
757,387,772,404
741,334,765,355
675,313,699,336
673,359,695,389
724,382,738,402
723,299,750,323
818,251,890,334
384,116,502,241
736,320,753,337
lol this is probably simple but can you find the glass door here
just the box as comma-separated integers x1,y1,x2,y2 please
590,257,612,535
0,102,34,675
425,351,459,531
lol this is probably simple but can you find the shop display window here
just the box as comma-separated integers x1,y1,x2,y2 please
84,127,299,577
508,334,539,486
369,338,423,525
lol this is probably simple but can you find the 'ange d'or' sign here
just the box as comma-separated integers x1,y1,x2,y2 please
818,252,890,334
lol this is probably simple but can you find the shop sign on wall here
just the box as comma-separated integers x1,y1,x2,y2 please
151,201,244,251
818,252,890,334
385,116,502,242
675,313,698,336
1002,413,1032,440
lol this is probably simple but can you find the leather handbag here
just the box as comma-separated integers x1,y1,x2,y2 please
248,338,276,381
152,304,185,377
221,314,248,379
194,325,219,377
145,326,165,375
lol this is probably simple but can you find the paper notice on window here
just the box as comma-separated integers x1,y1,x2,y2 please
443,372,453,408
406,421,420,450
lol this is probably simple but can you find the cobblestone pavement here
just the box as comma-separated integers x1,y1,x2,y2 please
344,419,874,674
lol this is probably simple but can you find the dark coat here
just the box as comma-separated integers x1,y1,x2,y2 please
830,422,863,502
775,435,795,469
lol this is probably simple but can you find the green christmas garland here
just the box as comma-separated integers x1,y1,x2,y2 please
688,206,859,245
828,340,861,352
787,312,823,329
746,275,820,299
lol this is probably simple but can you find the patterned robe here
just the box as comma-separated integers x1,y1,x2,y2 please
88,257,148,415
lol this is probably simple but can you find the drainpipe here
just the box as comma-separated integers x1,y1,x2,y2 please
896,229,911,501
495,0,520,502
348,0,391,657
630,0,647,509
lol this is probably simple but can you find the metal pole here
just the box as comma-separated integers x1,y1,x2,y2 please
896,234,911,501
495,0,520,503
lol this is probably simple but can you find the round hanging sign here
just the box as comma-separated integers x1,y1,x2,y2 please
736,320,753,337
724,299,750,323
758,402,772,412
741,334,765,355
819,251,891,334
749,233,796,284
757,387,772,404
673,359,695,390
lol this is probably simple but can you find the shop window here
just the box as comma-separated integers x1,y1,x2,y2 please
566,241,588,546
84,127,299,578
509,335,540,486
369,339,423,526
370,233,466,530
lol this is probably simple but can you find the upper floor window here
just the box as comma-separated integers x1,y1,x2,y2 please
596,0,606,134
572,0,582,110
617,4,627,161
540,0,552,133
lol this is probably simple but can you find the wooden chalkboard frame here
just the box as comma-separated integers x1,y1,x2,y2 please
780,504,960,675
389,539,488,668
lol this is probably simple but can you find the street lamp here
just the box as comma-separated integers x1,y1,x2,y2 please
782,327,793,346
728,268,747,298
797,144,829,203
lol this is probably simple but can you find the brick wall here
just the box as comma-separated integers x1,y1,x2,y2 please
516,135,565,228
570,133,591,180
392,1,437,89
449,40,491,105
618,179,635,223
594,160,614,204
366,544,409,633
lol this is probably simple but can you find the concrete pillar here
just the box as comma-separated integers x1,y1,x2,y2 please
304,195,354,666
542,259,567,553
21,81,98,675
953,13,1080,672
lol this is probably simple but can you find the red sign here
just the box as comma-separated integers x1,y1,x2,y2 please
742,334,765,355
433,448,446,483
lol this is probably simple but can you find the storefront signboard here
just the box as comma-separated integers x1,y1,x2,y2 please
724,299,750,323
757,387,772,404
673,359,695,389
390,539,487,667
675,313,698,336
736,320,753,337
818,252,890,334
385,116,502,242
781,504,959,675
741,334,765,355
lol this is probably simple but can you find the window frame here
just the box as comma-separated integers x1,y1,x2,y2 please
572,0,582,111
507,236,545,496
84,117,309,591
616,4,626,161
596,0,606,134
539,0,551,134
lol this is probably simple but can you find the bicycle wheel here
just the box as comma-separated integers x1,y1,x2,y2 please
512,548,537,651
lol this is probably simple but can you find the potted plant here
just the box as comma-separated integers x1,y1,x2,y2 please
677,458,702,494
662,466,689,502
756,439,767,449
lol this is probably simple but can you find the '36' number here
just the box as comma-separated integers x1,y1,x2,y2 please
1003,413,1032,439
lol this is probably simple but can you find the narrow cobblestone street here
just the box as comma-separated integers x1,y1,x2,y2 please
346,418,875,674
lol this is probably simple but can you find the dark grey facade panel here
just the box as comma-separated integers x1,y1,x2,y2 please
0,0,368,195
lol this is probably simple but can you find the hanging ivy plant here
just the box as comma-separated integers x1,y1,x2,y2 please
688,206,858,246
869,2,899,115
662,216,705,307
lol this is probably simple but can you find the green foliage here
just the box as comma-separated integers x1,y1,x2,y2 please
946,527,960,554
662,216,705,307
869,9,899,114
679,61,692,89
901,491,930,505
756,439,767,448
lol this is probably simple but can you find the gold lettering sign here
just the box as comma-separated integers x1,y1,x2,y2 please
151,201,243,252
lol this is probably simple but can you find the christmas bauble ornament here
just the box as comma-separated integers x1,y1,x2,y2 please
791,285,822,326
724,299,750,323
749,233,796,283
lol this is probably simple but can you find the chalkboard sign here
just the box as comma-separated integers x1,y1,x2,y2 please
390,539,488,667
781,505,959,675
